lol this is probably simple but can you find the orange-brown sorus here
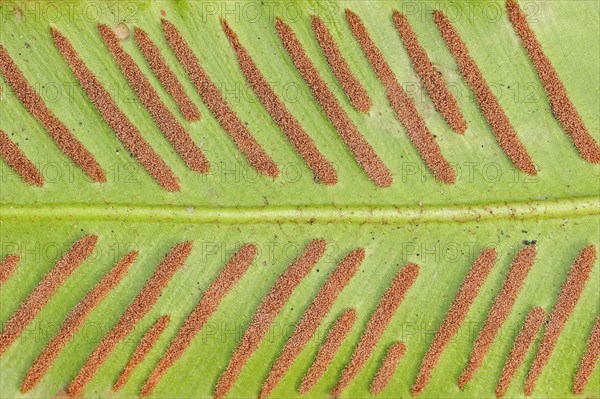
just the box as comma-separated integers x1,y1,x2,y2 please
433,11,537,175
21,251,137,392
114,315,171,391
459,244,537,388
68,241,193,397
506,0,600,164
161,19,278,177
0,130,43,187
0,254,21,286
496,307,546,398
311,15,371,113
275,18,393,188
300,309,357,394
345,9,455,184
0,46,105,182
213,239,326,399
141,243,257,396
51,28,180,191
370,342,406,395
98,24,209,174
333,262,419,397
525,245,597,395
392,11,466,134
259,248,364,398
0,235,98,356
412,248,497,395
134,27,201,122
573,314,600,395
221,19,337,185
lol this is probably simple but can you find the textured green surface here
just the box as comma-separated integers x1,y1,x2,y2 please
0,1,598,398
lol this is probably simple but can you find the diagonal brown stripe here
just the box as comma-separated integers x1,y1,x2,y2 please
113,315,171,391
333,262,419,396
0,46,105,182
345,9,456,184
506,0,600,164
0,130,43,187
214,239,326,399
525,244,596,395
299,309,357,394
21,251,137,392
412,248,497,395
573,314,600,395
311,15,372,113
459,244,537,388
98,24,209,174
221,19,338,185
161,18,279,177
370,342,406,395
134,27,201,122
51,28,180,192
496,306,546,398
275,18,393,188
68,241,193,397
140,243,257,397
392,11,467,134
0,254,21,286
259,248,364,398
433,10,537,176
0,235,98,356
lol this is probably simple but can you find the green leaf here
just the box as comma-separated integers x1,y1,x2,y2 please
0,1,598,398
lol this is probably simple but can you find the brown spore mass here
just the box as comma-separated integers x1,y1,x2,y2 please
345,9,455,184
459,244,537,388
213,239,326,399
300,309,357,394
0,46,105,182
370,342,407,395
221,19,337,185
0,235,98,357
275,18,393,188
21,251,138,392
573,315,600,395
525,245,596,395
392,11,467,134
0,130,44,186
496,307,546,398
51,28,180,191
67,241,193,397
311,15,372,113
141,243,258,396
134,27,201,122
259,248,364,398
114,315,171,391
506,0,600,164
98,24,209,174
0,254,21,286
161,19,279,177
412,248,497,395
332,262,419,396
433,11,537,175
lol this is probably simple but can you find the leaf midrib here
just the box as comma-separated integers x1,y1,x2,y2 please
0,196,597,225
